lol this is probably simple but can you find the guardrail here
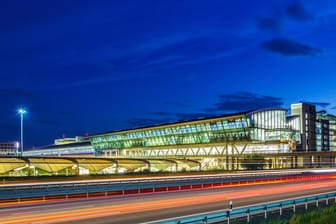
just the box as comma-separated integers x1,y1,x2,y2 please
0,171,330,202
150,191,336,224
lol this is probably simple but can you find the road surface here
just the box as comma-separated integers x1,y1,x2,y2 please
1,178,336,223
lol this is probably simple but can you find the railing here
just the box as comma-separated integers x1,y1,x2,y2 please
0,171,329,202
149,192,336,224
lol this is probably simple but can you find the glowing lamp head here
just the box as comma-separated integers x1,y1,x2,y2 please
18,108,26,115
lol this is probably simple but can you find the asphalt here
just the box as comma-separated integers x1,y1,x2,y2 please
1,179,336,224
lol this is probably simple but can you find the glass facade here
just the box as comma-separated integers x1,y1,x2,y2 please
329,118,336,152
316,113,336,152
0,142,19,156
90,109,298,155
90,114,251,154
247,109,290,142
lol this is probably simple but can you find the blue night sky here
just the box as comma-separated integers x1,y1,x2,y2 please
1,0,336,148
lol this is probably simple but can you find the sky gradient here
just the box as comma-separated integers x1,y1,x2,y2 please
1,0,336,148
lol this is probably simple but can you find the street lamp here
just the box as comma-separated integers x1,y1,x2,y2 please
18,108,26,156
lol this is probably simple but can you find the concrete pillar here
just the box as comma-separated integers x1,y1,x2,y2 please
330,157,333,168
276,157,280,168
115,161,119,174
268,158,273,169
231,156,235,171
147,162,151,172
225,155,230,170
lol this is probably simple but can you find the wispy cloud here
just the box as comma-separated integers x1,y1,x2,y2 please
255,5,283,34
301,101,330,108
54,36,247,89
286,1,314,22
126,92,284,128
261,38,322,56
206,92,283,112
256,1,321,57
256,16,282,33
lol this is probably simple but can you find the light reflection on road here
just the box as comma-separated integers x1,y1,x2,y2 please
1,179,336,223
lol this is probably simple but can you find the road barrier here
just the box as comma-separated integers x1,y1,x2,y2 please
151,191,336,224
0,171,332,203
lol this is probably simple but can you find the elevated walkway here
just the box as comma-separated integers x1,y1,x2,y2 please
1,151,336,176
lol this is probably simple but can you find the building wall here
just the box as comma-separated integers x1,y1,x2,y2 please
316,116,329,151
316,113,336,152
0,142,19,156
329,117,336,152
90,109,298,156
90,114,251,156
291,103,316,151
247,109,292,142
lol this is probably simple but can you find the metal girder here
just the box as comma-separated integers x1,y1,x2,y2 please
130,142,252,158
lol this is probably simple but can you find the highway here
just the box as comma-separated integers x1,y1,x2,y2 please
0,169,310,187
1,178,336,223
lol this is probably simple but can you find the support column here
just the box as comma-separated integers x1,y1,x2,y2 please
115,161,119,174
147,162,151,172
236,157,240,170
226,156,229,170
330,156,333,168
231,157,234,170
318,156,321,168
274,157,279,169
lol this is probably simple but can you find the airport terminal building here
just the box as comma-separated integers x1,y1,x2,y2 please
90,103,329,157
90,108,299,158
23,102,336,158
9,102,336,175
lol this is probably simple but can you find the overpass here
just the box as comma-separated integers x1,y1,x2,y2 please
1,151,336,176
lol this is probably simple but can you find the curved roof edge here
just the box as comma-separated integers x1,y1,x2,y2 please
91,110,254,137
245,108,288,116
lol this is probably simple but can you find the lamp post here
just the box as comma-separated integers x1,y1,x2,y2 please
18,108,26,156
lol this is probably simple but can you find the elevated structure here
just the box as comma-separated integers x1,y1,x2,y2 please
23,141,94,157
1,151,336,176
90,109,299,159
54,136,87,145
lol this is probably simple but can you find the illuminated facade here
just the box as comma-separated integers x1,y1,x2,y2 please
23,141,95,157
90,108,299,158
291,103,316,151
316,111,336,152
0,142,19,156
17,103,336,173
22,103,336,162
54,136,87,145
